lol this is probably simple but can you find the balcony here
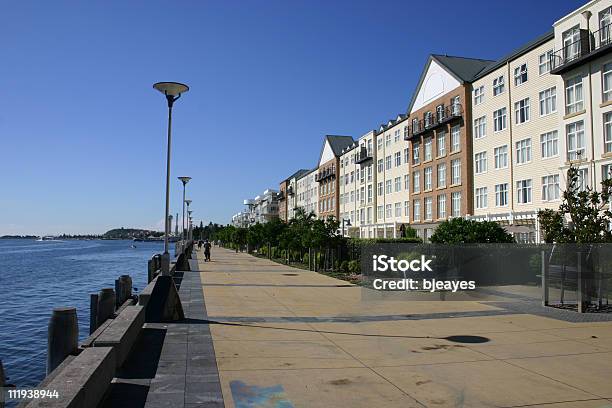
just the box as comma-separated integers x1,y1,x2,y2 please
287,186,294,196
315,167,336,182
550,24,612,75
277,191,285,201
355,146,372,164
405,103,463,140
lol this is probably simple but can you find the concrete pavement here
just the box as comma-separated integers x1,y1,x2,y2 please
192,246,612,408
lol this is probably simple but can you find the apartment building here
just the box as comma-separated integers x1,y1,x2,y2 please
295,169,318,217
550,0,612,195
375,117,411,238
339,141,359,236
316,135,355,219
231,189,280,227
278,169,310,222
278,180,289,222
405,55,493,241
469,32,561,243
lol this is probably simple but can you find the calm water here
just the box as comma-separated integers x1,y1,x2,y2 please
0,239,163,389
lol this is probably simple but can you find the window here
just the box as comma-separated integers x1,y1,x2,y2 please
539,87,557,116
474,85,484,105
474,151,487,174
404,200,409,217
377,182,383,196
603,63,612,103
394,176,401,192
562,26,581,61
412,142,420,164
474,116,486,139
451,125,460,152
451,192,461,217
394,128,401,143
394,151,401,167
603,164,612,181
601,7,612,43
437,195,446,219
385,134,391,147
424,111,433,127
424,137,432,161
437,131,446,157
493,108,507,132
516,179,532,204
495,183,508,206
576,168,588,192
540,131,559,158
403,126,409,140
566,121,585,161
385,179,392,194
367,207,372,223
605,112,612,153
437,163,446,188
542,174,560,201
475,187,488,209
424,197,433,220
451,159,461,185
377,159,383,173
493,76,505,96
424,167,433,190
385,155,392,170
377,138,383,151
516,138,532,164
367,164,372,182
565,76,584,114
367,184,373,203
395,202,401,217
514,98,530,124
413,171,420,193
404,174,410,190
494,145,508,169
436,104,445,122
413,200,421,221
385,204,392,218
403,148,410,164
514,63,528,85
377,205,384,219
538,50,553,75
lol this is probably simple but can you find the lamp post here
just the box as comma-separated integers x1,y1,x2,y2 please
153,81,189,274
178,177,191,242
185,199,192,241
341,218,352,237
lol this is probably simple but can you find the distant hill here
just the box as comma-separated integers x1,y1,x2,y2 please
102,228,163,240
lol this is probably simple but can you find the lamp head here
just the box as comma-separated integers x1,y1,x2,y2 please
178,176,191,185
185,199,192,206
154,82,189,108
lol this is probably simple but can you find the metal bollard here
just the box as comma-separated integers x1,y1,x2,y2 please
47,307,78,374
97,288,116,327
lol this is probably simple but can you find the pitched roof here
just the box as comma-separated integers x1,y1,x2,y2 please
288,169,310,181
325,135,355,156
407,54,495,113
472,30,554,80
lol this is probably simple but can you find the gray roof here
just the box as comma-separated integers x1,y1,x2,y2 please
407,54,495,113
288,169,310,181
472,30,554,80
325,135,355,156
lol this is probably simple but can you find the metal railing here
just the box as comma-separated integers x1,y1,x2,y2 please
550,24,612,72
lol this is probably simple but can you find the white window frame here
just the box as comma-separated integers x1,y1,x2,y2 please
565,76,584,114
514,63,528,86
538,50,553,75
493,107,507,132
451,192,461,217
424,167,433,191
493,76,505,96
495,183,508,207
437,194,446,219
566,120,585,161
540,131,559,158
474,85,484,105
514,98,530,124
494,145,508,169
542,174,560,201
539,87,557,116
515,138,532,165
605,111,612,154
451,125,461,152
437,130,446,157
516,179,532,204
474,116,486,139
474,151,487,174
437,163,446,188
475,187,488,209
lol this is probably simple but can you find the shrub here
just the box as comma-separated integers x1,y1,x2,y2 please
348,260,360,274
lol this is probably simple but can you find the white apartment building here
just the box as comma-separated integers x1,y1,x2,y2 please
550,0,612,194
470,32,561,242
339,141,359,236
231,189,279,227
295,169,318,217
374,116,411,238
286,169,310,220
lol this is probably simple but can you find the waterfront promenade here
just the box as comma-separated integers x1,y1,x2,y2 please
159,247,612,408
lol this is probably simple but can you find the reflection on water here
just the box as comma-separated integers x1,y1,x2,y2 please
0,239,162,392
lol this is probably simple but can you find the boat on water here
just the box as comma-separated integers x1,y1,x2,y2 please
37,236,56,241
133,236,179,242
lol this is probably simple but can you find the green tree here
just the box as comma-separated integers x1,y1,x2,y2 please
430,218,514,244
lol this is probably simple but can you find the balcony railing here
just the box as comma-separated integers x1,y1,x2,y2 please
287,186,294,196
405,103,463,140
355,146,372,164
550,24,612,74
315,167,336,182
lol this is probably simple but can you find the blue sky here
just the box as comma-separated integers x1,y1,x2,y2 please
0,0,585,235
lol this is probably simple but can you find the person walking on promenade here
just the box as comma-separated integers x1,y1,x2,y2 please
198,240,203,250
204,239,212,262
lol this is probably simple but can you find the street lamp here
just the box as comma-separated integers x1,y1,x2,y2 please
178,177,191,241
342,218,352,237
154,81,189,274
185,199,192,241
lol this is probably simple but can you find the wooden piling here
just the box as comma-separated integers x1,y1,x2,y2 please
47,307,78,374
